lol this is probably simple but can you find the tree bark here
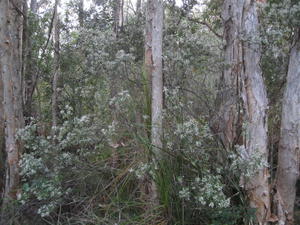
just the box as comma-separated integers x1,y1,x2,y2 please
78,0,84,27
275,28,300,225
51,0,61,130
22,0,28,89
30,0,38,12
150,0,163,204
144,0,154,139
213,0,244,149
0,71,4,197
241,2,270,224
113,0,124,37
214,1,271,224
151,0,163,158
0,0,25,214
136,0,142,15
140,0,163,206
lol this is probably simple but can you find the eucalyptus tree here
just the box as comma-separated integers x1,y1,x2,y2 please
214,0,271,223
113,0,124,36
143,0,164,203
78,0,84,27
136,0,142,14
150,0,164,203
0,71,3,196
144,0,154,136
276,28,300,225
151,0,163,155
0,0,25,217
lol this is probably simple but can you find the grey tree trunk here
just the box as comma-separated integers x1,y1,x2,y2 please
240,1,270,224
140,0,163,206
151,0,163,158
113,0,124,37
144,0,154,139
0,73,4,196
0,0,25,216
275,29,300,225
22,0,28,87
78,0,84,27
136,0,142,15
213,0,244,149
150,0,164,204
214,0,271,224
52,0,61,129
139,0,154,204
30,0,38,12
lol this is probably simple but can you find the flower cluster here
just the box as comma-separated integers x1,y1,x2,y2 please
175,117,199,140
17,108,104,217
230,145,269,178
178,173,230,208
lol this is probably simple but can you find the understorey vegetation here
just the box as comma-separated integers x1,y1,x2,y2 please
1,0,300,225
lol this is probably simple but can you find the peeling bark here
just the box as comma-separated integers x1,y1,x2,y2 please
213,0,244,149
214,0,271,224
142,0,164,205
241,2,270,224
0,0,25,211
276,29,300,225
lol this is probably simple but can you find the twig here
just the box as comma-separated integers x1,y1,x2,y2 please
188,17,223,39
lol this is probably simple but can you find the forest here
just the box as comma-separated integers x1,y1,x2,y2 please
0,0,300,224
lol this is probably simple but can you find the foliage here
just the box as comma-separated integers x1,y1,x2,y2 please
8,0,300,224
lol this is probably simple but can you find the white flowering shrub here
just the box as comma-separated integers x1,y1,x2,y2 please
109,90,132,114
17,108,105,218
175,117,199,140
158,84,235,223
178,173,230,208
163,85,213,155
229,145,269,179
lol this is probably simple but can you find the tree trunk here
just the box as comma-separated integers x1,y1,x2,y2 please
136,0,142,15
78,0,84,27
144,0,154,139
150,0,163,204
151,0,163,158
22,0,28,88
0,72,4,197
241,1,270,224
0,0,25,216
140,0,163,206
52,0,61,130
213,0,244,149
215,0,271,224
275,28,300,225
30,0,38,12
113,0,124,37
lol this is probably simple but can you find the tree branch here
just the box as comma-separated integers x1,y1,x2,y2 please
188,17,223,39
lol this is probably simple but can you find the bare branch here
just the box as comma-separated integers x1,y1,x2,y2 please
188,17,223,39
